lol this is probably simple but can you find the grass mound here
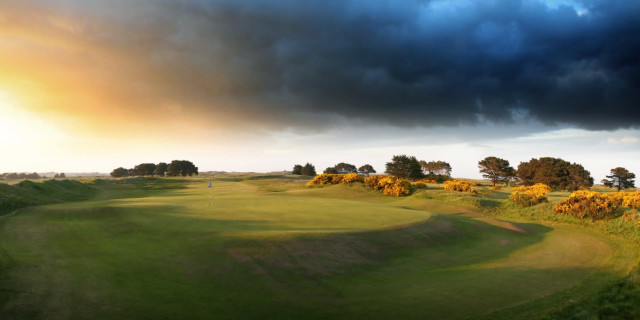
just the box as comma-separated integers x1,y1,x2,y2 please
0,179,95,214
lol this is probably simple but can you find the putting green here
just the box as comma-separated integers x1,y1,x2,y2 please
0,176,636,319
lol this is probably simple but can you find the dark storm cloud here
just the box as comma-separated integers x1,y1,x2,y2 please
5,0,640,130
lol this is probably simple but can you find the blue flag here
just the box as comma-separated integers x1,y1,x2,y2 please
208,181,212,188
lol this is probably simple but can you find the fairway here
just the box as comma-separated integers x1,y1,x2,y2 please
0,176,637,319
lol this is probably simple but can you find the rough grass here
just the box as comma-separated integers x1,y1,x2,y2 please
0,179,95,214
0,175,638,319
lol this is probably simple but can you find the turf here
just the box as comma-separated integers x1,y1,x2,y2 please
0,175,638,319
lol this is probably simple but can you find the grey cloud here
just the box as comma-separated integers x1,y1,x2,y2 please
9,0,640,130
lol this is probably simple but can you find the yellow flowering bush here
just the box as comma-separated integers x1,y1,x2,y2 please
342,173,364,184
308,173,365,186
307,174,342,185
553,190,618,220
364,175,388,190
603,192,626,206
364,175,411,197
444,180,476,193
622,192,640,208
381,178,411,197
509,183,551,207
489,186,502,191
415,178,437,184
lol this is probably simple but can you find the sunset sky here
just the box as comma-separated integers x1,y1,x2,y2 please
1,0,639,181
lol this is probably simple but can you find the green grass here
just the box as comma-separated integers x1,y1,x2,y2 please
0,175,639,319
0,179,96,214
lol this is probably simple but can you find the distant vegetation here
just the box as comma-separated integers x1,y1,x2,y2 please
478,156,515,186
322,163,377,176
291,163,316,176
602,167,636,191
516,157,593,190
110,160,198,177
0,172,44,180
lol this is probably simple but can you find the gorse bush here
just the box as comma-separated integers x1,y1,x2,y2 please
307,173,364,186
307,174,347,185
342,173,364,184
553,190,619,220
364,175,387,190
364,175,411,197
443,180,476,193
415,178,437,184
509,183,551,207
604,192,626,206
601,192,640,208
622,192,640,209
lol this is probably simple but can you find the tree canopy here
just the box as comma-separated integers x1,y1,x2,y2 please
292,164,303,175
478,156,515,186
333,162,357,173
301,163,316,176
420,160,452,177
155,162,168,176
516,157,593,190
602,167,636,191
132,163,157,176
386,155,423,180
110,167,129,178
358,164,376,176
324,167,339,174
166,160,198,177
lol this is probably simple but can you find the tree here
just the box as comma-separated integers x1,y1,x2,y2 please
567,164,594,191
333,162,357,173
478,156,514,186
166,160,198,177
292,164,303,175
503,166,516,186
155,162,168,176
516,157,593,190
420,160,452,177
59,173,66,178
324,167,339,174
301,163,316,176
358,164,376,176
110,167,129,178
385,155,423,180
132,163,157,176
602,167,636,191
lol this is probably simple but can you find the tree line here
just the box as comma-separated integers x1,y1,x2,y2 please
0,172,66,180
0,172,44,180
110,160,198,177
292,162,378,177
293,155,636,191
476,156,636,191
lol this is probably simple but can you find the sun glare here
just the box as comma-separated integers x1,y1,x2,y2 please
0,90,64,148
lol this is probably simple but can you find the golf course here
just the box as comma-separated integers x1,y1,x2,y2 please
1,174,638,319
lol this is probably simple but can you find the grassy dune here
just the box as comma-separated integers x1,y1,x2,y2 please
0,176,638,319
